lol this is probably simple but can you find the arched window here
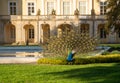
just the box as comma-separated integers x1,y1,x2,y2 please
29,28,34,39
24,24,34,43
10,27,16,39
100,28,106,38
80,24,89,33
117,28,120,38
115,24,120,38
98,24,106,38
41,23,50,43
57,23,73,37
5,22,16,43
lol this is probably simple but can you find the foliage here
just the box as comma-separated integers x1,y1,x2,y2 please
38,58,67,65
38,54,120,65
43,31,98,57
106,0,120,32
101,51,110,55
111,50,120,54
100,44,120,55
101,50,120,55
100,44,120,48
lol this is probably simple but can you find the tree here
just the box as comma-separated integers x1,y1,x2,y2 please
106,0,120,32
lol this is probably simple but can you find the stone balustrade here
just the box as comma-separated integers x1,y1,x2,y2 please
0,15,106,21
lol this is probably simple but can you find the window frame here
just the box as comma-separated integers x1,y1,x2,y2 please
27,2,36,15
10,27,16,39
8,1,17,15
47,2,54,15
100,28,106,38
79,1,87,15
29,28,34,39
63,1,70,15
80,24,89,33
100,1,107,15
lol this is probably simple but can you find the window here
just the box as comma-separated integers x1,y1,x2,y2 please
10,28,15,39
58,29,62,37
29,28,34,39
9,2,16,15
28,2,35,15
118,28,120,38
47,2,54,15
119,32,120,38
100,28,106,38
63,2,70,15
42,24,50,43
79,1,86,14
80,27,87,33
100,1,107,15
0,24,3,33
80,24,89,33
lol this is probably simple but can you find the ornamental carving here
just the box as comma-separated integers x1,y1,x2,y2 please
51,9,56,15
74,8,79,15
37,9,41,15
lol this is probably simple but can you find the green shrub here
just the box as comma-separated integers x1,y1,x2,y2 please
111,50,120,54
101,51,110,55
101,50,120,55
38,55,120,65
90,55,120,63
37,58,68,65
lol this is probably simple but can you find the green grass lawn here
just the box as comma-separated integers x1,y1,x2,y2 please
0,63,120,83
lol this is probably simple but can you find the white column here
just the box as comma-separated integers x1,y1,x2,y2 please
16,22,21,43
54,0,56,10
37,18,39,43
39,23,43,43
57,0,60,15
73,0,76,13
41,0,45,15
70,0,72,15
90,0,92,14
87,0,90,14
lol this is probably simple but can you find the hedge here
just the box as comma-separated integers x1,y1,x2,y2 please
37,54,120,65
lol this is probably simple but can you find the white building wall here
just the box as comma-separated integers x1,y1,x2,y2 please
0,0,120,44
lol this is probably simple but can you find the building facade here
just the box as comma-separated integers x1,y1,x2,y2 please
0,0,120,45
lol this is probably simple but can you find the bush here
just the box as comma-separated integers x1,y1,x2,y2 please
111,50,120,54
37,55,120,65
102,50,120,55
101,51,110,55
37,58,68,65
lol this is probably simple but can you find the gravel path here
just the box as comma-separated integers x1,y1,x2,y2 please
0,57,40,64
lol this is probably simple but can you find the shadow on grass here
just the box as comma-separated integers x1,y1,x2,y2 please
43,63,120,83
